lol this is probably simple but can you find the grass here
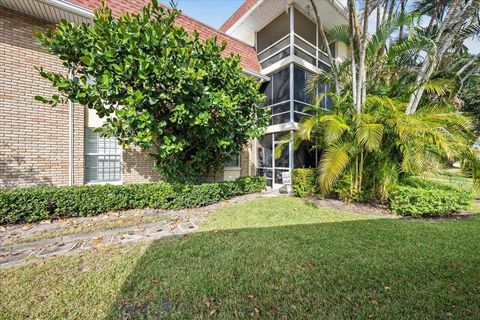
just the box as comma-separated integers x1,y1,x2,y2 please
201,196,377,231
1,197,480,319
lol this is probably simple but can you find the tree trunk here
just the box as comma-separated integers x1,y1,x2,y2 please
386,0,395,21
309,0,340,96
398,0,406,40
348,0,358,107
376,3,381,32
405,0,468,115
356,0,370,111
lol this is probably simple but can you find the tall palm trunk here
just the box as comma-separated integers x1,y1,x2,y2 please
356,0,370,112
405,0,475,115
309,0,340,96
398,0,407,40
348,0,358,107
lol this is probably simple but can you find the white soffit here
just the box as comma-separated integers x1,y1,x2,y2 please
0,0,93,24
226,0,348,44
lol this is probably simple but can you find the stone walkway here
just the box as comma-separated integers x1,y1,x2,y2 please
0,191,282,268
0,219,197,268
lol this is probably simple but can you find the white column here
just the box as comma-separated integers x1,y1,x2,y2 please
315,17,319,68
68,70,74,186
289,5,295,182
289,5,295,124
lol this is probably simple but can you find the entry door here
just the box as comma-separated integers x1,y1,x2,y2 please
272,134,291,189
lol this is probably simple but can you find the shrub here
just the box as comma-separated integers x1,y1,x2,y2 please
400,176,459,191
292,168,317,197
389,178,472,217
0,176,266,224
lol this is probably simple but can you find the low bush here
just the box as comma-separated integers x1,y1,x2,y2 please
389,178,472,217
0,176,266,224
400,176,460,191
292,168,317,197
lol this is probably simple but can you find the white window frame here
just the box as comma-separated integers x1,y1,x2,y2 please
84,128,123,185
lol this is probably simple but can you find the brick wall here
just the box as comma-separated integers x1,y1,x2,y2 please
0,7,84,189
240,145,252,177
122,146,162,184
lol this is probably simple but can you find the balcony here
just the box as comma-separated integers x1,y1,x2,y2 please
257,33,331,70
260,64,331,127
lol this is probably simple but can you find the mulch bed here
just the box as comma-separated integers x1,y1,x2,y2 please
306,197,474,221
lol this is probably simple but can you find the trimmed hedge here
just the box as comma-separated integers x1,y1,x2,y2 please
389,178,472,217
292,168,317,197
0,176,266,224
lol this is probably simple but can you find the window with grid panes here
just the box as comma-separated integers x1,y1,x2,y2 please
84,128,122,183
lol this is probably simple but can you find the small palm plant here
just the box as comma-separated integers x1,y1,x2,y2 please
294,94,478,202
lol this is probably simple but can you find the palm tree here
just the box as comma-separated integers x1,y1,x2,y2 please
288,10,480,202
294,94,477,202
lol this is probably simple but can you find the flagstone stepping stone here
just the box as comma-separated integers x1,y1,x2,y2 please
37,242,78,258
0,248,34,265
178,222,197,232
143,224,172,238
118,233,146,244
80,236,115,250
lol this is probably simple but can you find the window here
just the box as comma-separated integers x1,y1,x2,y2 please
85,128,122,183
294,66,313,104
256,132,292,187
294,141,318,168
293,66,314,122
261,67,291,125
293,66,332,123
317,83,332,110
224,155,240,168
272,67,290,104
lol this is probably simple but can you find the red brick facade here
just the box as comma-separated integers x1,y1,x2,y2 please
122,146,162,184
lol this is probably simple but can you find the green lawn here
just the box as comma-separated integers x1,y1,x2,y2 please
1,197,480,319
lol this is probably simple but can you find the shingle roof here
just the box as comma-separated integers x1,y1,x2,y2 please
68,0,260,72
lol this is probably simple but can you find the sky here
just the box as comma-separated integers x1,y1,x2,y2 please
161,0,479,54
159,0,244,29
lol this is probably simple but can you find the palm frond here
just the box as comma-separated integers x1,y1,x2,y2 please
422,78,456,97
355,122,384,151
366,11,413,59
326,24,353,48
318,142,353,195
320,115,351,144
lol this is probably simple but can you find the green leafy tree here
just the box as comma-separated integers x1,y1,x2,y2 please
34,0,267,183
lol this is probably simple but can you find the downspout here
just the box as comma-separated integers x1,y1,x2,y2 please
68,70,74,186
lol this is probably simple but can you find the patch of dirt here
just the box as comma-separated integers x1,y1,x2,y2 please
402,212,474,221
307,197,394,218
307,197,474,221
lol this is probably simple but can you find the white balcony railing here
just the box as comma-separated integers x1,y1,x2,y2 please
258,32,331,70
